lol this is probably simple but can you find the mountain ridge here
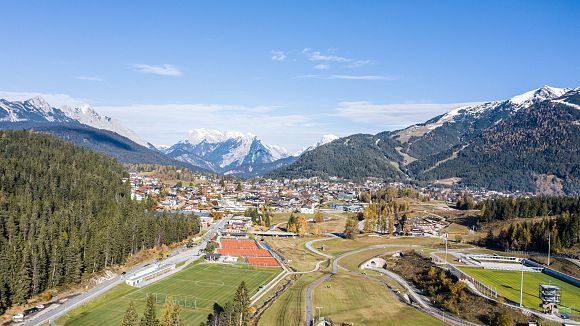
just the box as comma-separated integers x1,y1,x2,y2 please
268,86,580,194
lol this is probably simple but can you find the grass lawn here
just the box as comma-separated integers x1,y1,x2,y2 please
312,273,445,325
258,272,323,326
59,263,280,325
460,267,580,314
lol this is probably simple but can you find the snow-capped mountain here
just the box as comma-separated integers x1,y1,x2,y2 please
293,134,340,156
0,96,74,123
60,104,151,148
0,96,190,168
392,85,573,159
164,129,293,176
0,96,151,147
415,85,570,132
270,85,580,194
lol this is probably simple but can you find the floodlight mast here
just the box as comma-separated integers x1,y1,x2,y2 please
519,263,524,307
444,231,448,265
547,210,552,266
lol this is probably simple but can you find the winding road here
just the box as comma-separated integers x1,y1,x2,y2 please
303,240,483,326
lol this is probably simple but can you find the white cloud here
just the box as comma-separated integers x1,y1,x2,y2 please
131,64,183,76
334,101,481,127
313,64,330,70
75,76,104,82
271,50,287,61
302,48,371,68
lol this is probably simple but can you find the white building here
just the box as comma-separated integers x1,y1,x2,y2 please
125,264,176,286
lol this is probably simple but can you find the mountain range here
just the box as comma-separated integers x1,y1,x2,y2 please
268,86,580,195
1,85,578,194
162,129,338,177
0,96,195,169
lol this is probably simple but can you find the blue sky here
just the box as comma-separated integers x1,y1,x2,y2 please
1,1,579,151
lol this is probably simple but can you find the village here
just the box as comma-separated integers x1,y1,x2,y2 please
125,170,528,239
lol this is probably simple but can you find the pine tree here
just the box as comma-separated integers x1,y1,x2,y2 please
141,295,159,326
233,281,250,326
123,301,139,326
160,296,182,326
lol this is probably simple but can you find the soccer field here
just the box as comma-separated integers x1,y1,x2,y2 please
460,267,580,314
61,262,280,325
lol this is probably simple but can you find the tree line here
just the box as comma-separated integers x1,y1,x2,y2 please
122,294,183,326
479,196,580,222
483,213,579,252
201,281,251,326
0,131,200,315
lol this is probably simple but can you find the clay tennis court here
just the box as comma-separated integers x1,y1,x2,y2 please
219,238,279,267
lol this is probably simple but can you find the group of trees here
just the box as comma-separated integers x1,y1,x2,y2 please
358,186,421,203
286,213,308,236
360,194,410,235
484,213,579,252
244,204,272,227
202,281,251,326
0,131,200,314
454,194,476,210
361,202,397,234
479,196,580,222
122,295,182,326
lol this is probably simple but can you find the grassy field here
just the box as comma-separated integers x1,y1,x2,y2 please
266,237,326,272
312,273,445,325
338,247,405,271
59,263,280,325
258,273,323,326
460,267,580,313
321,235,441,256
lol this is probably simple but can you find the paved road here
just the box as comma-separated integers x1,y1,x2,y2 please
303,235,338,325
23,217,229,326
303,242,480,326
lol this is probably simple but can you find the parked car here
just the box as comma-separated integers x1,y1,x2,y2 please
12,314,24,322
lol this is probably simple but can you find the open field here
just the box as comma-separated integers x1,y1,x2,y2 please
271,211,351,234
338,247,405,271
321,235,442,256
266,237,325,272
312,273,445,325
460,267,580,314
258,272,323,326
272,212,314,225
58,263,280,325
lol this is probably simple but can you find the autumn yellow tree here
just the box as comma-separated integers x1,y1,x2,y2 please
297,215,308,237
314,210,324,223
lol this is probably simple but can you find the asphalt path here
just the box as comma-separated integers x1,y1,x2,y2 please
23,217,229,326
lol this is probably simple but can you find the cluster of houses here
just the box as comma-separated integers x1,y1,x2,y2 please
126,172,526,238
127,173,368,219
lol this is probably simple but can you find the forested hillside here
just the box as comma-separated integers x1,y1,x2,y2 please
479,196,579,253
412,102,580,193
268,133,406,181
269,86,580,195
0,130,200,314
